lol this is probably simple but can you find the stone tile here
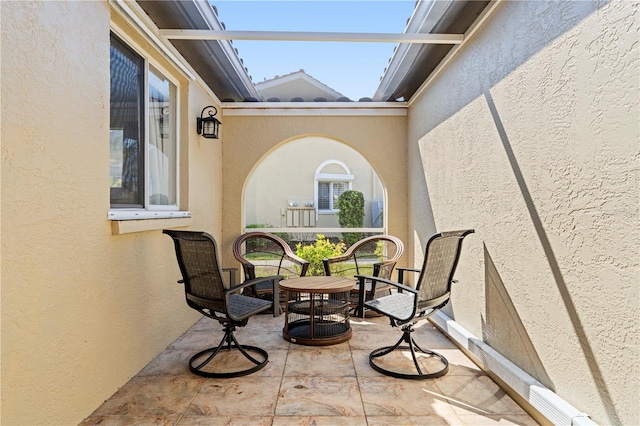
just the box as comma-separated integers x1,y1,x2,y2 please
414,331,459,350
434,374,530,416
168,330,225,351
255,349,287,377
232,329,291,351
80,415,180,425
177,415,273,425
87,311,540,426
91,375,203,417
348,328,401,351
358,376,458,417
351,349,379,377
138,349,193,376
437,349,484,375
187,316,218,332
243,312,286,333
351,318,457,348
284,344,355,377
455,414,541,425
185,377,281,417
272,416,368,425
366,415,459,425
276,377,365,416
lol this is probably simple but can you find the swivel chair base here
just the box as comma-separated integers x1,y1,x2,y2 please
369,327,449,380
189,323,268,378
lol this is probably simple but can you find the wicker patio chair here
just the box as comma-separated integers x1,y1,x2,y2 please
233,231,309,303
357,229,474,379
164,229,282,378
322,235,404,317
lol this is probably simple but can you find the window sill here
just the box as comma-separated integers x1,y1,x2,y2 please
109,211,192,235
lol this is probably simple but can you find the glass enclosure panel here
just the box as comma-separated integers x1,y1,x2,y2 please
244,136,385,241
110,34,144,207
148,67,177,206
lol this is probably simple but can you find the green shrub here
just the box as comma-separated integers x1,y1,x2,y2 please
336,190,365,247
295,234,346,276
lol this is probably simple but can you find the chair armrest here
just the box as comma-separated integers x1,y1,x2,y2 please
396,267,421,273
396,267,421,284
225,275,283,317
322,258,332,275
286,255,311,277
286,253,309,266
354,274,417,317
355,275,417,294
323,253,352,265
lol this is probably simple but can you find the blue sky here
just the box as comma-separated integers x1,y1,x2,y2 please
213,1,417,100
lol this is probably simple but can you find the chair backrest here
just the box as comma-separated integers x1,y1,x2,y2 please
324,235,404,279
415,229,474,311
163,230,227,315
233,231,309,280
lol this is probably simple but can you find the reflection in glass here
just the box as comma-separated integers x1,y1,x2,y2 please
148,68,176,206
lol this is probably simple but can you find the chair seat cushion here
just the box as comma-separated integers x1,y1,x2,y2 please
364,292,415,321
228,293,272,320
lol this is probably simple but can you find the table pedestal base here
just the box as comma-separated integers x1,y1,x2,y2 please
284,318,352,346
281,276,355,346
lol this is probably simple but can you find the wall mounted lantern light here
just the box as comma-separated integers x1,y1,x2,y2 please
196,106,221,139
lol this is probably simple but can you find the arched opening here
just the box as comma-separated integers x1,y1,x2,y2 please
243,135,385,243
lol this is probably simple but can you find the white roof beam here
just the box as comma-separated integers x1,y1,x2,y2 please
159,29,464,44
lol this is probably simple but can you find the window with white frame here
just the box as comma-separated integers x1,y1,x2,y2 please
109,32,178,211
317,182,346,210
314,160,354,213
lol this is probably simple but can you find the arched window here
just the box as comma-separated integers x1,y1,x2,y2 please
314,160,354,215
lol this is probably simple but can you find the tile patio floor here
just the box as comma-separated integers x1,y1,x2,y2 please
81,313,540,425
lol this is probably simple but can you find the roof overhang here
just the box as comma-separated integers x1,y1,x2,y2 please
374,0,493,101
137,0,261,101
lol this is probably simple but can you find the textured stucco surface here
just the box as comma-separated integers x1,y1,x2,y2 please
1,2,222,424
407,1,638,424
221,115,408,272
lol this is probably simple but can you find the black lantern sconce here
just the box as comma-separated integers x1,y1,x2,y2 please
196,106,221,139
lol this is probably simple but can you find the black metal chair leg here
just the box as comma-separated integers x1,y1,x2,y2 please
369,329,449,380
189,323,268,378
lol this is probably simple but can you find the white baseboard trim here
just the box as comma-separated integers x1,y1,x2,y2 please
430,311,596,426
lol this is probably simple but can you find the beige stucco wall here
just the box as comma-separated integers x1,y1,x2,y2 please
221,114,407,272
244,135,383,229
407,1,638,424
1,2,223,424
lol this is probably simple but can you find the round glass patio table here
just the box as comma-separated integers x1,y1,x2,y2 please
281,276,355,346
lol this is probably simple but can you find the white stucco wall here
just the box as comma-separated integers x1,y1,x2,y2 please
1,2,223,424
407,1,638,424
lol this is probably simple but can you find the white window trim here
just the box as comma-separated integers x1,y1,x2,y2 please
314,160,354,219
109,25,189,223
108,210,191,221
